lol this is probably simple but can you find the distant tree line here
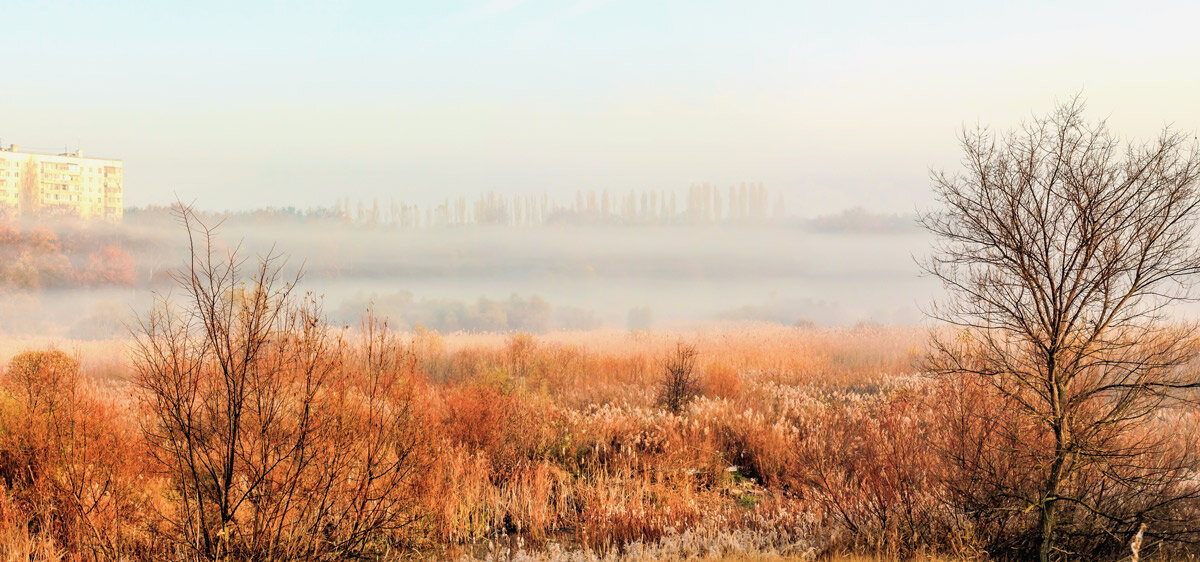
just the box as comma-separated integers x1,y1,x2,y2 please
327,182,783,228
124,183,784,228
122,187,930,234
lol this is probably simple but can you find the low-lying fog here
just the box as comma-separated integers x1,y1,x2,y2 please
306,225,935,327
0,214,940,339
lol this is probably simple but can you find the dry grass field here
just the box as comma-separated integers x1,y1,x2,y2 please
0,322,1189,560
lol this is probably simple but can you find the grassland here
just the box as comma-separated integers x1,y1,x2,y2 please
0,322,1183,560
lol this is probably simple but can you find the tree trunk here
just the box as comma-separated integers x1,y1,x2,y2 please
1039,422,1069,562
1038,488,1057,561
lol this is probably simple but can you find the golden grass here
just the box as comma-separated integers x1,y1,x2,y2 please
0,323,1024,560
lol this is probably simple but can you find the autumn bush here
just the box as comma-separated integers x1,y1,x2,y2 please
0,221,138,290
656,342,700,414
0,349,163,559
129,207,435,560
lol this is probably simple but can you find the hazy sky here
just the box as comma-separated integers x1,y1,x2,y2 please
1,1,1197,213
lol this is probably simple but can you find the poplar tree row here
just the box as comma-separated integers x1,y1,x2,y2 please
332,183,786,228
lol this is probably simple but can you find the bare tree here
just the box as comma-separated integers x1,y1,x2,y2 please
132,204,427,560
921,98,1200,561
657,342,699,414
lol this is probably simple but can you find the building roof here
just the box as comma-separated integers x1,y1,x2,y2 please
0,144,122,162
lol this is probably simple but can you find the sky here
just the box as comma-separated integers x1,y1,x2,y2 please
1,0,1198,214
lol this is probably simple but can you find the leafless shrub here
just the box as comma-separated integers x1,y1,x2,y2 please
656,342,699,414
131,204,428,560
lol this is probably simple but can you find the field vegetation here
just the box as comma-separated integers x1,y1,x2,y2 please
4,317,1197,560
2,102,1200,561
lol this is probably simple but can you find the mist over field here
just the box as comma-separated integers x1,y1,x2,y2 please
313,226,933,328
0,207,935,339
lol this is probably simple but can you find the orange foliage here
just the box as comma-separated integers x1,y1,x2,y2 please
0,222,140,290
0,349,162,558
82,244,137,287
1,323,1195,559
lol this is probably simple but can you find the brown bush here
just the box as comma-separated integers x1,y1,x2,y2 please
0,349,160,558
656,342,700,414
132,206,430,559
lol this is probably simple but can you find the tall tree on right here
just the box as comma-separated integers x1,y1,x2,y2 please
921,98,1200,561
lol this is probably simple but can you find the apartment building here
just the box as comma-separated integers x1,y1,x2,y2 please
0,144,123,221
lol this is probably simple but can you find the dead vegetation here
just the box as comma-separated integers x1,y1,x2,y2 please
2,318,1199,560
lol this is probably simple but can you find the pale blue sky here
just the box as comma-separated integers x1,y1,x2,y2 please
1,1,1197,212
